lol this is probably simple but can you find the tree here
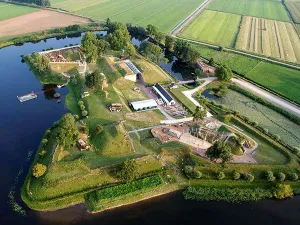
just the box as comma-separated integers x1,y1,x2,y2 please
165,35,175,51
118,160,139,182
140,41,163,63
274,135,280,141
106,18,112,28
217,171,225,180
32,163,47,178
124,43,136,58
215,65,233,81
81,32,98,63
96,125,104,134
41,139,48,146
107,22,131,50
293,147,300,155
233,171,240,180
81,110,88,117
208,58,215,66
71,78,78,86
56,114,79,147
39,150,47,158
265,171,276,181
96,38,110,56
192,170,202,179
290,173,298,181
193,106,207,121
277,172,286,182
80,105,85,111
273,184,293,199
206,142,232,164
146,24,158,36
85,69,104,89
243,173,255,182
184,165,193,176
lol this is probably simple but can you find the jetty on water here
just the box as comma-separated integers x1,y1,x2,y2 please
17,92,37,102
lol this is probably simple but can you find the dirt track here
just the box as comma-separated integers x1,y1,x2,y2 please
0,10,90,38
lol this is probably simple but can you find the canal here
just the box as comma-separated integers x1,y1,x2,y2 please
0,33,299,225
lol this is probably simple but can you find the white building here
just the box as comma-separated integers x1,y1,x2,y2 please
129,99,158,111
152,83,175,106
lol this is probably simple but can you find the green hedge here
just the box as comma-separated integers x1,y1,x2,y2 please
184,186,273,203
85,175,163,211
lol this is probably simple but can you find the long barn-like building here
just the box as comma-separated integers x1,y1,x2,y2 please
152,83,175,106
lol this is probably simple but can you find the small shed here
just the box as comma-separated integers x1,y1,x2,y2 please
109,103,123,112
77,139,90,151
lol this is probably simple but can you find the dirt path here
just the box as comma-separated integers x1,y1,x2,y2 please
0,10,90,38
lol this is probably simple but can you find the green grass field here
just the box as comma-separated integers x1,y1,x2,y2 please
297,24,300,33
0,3,38,21
285,0,300,23
245,62,300,103
191,44,300,103
169,87,196,113
50,0,205,33
179,10,241,47
236,16,300,63
209,88,300,147
207,0,291,22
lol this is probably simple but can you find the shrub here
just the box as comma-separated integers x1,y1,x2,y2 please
253,121,258,127
292,147,300,155
265,171,276,181
81,110,88,117
45,129,51,136
32,164,47,178
243,173,254,182
78,101,84,106
290,173,298,181
184,165,193,178
96,125,104,134
80,105,86,111
233,171,240,180
41,139,48,146
217,172,225,180
263,128,269,135
74,115,80,120
39,150,46,158
273,184,293,199
71,79,78,86
274,135,280,141
192,170,202,179
276,172,286,182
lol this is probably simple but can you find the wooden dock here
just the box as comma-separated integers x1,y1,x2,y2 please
17,92,37,102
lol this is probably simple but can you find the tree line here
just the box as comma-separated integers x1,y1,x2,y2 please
9,0,51,7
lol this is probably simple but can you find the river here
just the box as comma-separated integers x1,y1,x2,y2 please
0,33,299,225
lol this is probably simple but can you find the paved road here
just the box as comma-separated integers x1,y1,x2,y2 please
232,78,300,116
181,77,216,109
175,36,300,70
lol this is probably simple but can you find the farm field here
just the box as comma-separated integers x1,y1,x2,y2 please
0,2,38,21
285,0,300,23
209,89,300,148
0,10,90,38
179,10,241,47
50,0,205,33
207,0,291,22
245,62,300,103
192,44,261,75
235,16,300,63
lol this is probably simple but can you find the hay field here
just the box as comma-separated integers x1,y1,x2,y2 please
285,0,300,23
50,0,205,33
235,16,300,63
246,62,300,103
179,10,241,47
207,0,290,22
0,2,38,21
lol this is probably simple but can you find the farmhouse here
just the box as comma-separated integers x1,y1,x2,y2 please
197,61,215,74
77,139,90,151
152,83,175,106
129,99,158,111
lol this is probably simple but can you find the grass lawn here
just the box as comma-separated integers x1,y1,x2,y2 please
179,10,241,47
207,0,291,22
235,16,300,63
169,87,196,113
51,0,205,33
50,63,78,73
245,62,300,103
0,3,38,21
297,24,300,33
131,55,171,85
